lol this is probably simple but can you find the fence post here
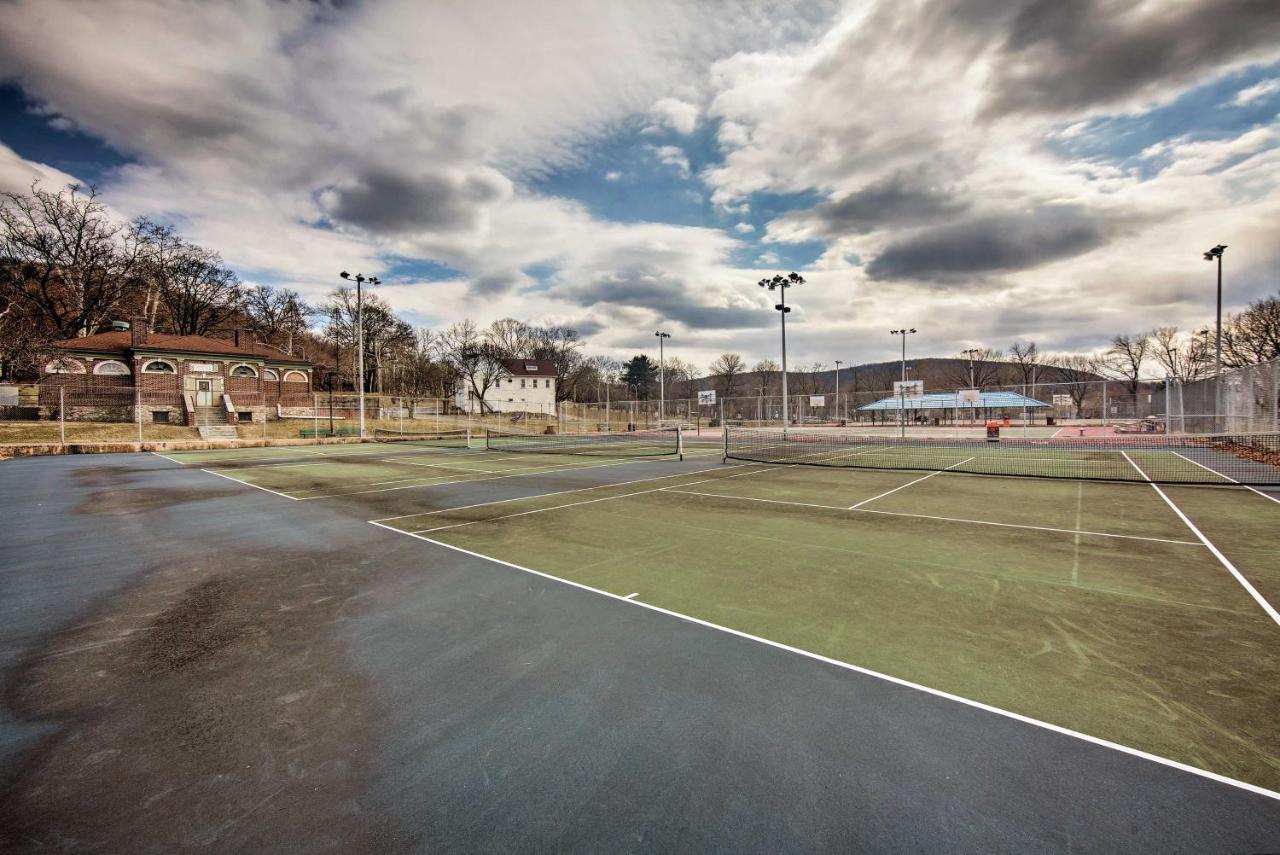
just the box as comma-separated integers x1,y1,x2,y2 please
137,387,143,444
59,385,65,446
313,393,319,439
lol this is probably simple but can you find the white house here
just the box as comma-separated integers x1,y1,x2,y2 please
456,358,557,414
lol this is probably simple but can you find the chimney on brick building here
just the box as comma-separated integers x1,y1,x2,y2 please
130,317,150,346
233,328,251,349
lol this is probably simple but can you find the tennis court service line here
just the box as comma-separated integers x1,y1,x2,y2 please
301,454,686,500
846,457,974,510
1172,451,1280,506
1122,451,1280,626
660,487,1202,546
200,467,301,500
372,463,763,523
367,522,1280,805
406,466,780,535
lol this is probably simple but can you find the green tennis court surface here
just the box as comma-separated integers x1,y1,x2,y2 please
185,439,1280,793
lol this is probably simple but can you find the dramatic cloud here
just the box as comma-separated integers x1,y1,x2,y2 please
981,0,1280,118
1,0,1277,368
865,206,1108,282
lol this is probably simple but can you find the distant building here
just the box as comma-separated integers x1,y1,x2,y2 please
40,319,314,431
456,358,556,414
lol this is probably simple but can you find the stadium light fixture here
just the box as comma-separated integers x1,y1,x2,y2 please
759,272,804,432
339,271,381,438
890,328,917,436
1203,244,1227,425
961,347,982,389
655,331,671,423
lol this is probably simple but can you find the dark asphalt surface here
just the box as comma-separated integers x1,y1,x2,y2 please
1,451,1278,853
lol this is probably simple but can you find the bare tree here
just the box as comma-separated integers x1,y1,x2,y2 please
526,325,584,402
436,320,505,411
945,347,1004,389
1008,341,1039,389
245,285,312,355
1221,294,1280,367
752,359,780,397
708,352,746,399
1101,332,1152,402
1043,353,1097,418
1149,327,1211,381
0,182,146,339
152,241,244,336
484,318,535,359
662,356,697,400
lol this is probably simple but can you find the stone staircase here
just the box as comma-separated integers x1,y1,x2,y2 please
195,405,238,441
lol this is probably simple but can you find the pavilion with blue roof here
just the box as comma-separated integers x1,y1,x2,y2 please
859,390,1050,413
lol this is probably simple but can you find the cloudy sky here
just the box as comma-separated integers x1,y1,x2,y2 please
1,0,1278,371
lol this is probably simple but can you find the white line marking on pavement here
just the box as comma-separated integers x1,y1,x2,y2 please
846,458,974,509
1172,451,1280,506
366,521,1280,805
1122,451,1280,626
200,468,301,500
623,592,640,600
372,464,759,522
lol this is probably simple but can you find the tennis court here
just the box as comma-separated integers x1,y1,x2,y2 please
166,427,1280,797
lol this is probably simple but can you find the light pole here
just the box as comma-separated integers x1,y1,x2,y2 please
890,328,917,437
655,330,670,424
1203,244,1227,428
961,347,981,389
759,272,804,432
834,359,843,425
340,271,380,438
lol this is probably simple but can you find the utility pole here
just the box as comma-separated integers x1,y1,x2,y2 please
340,271,380,438
759,273,804,433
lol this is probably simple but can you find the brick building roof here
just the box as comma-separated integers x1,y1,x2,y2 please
53,330,311,364
501,358,556,378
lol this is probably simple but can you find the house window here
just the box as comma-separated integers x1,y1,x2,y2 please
230,364,259,378
92,359,131,376
283,370,307,383
264,369,280,381
152,411,170,424
238,411,254,422
45,358,86,374
521,378,526,388
525,363,537,371
142,359,176,374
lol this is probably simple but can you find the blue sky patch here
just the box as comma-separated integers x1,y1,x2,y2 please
1045,62,1280,179
0,84,133,183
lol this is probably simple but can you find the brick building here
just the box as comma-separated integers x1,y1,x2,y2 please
40,319,314,434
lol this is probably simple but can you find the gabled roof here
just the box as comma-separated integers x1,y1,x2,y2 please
53,330,311,363
501,358,556,377
859,391,1049,411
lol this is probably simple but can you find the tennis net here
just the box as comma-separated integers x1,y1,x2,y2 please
372,428,471,448
486,427,682,458
723,427,1280,486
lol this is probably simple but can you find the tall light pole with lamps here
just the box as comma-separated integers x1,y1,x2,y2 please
339,271,380,438
759,272,804,432
1203,244,1227,428
834,359,843,424
655,330,670,424
890,328,917,436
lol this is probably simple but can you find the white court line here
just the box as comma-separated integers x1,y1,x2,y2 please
408,467,778,534
372,463,758,522
200,467,301,500
149,451,184,464
1172,451,1280,506
1122,451,1280,627
367,522,1280,805
662,488,1202,547
623,592,640,600
847,458,974,509
302,455,676,500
